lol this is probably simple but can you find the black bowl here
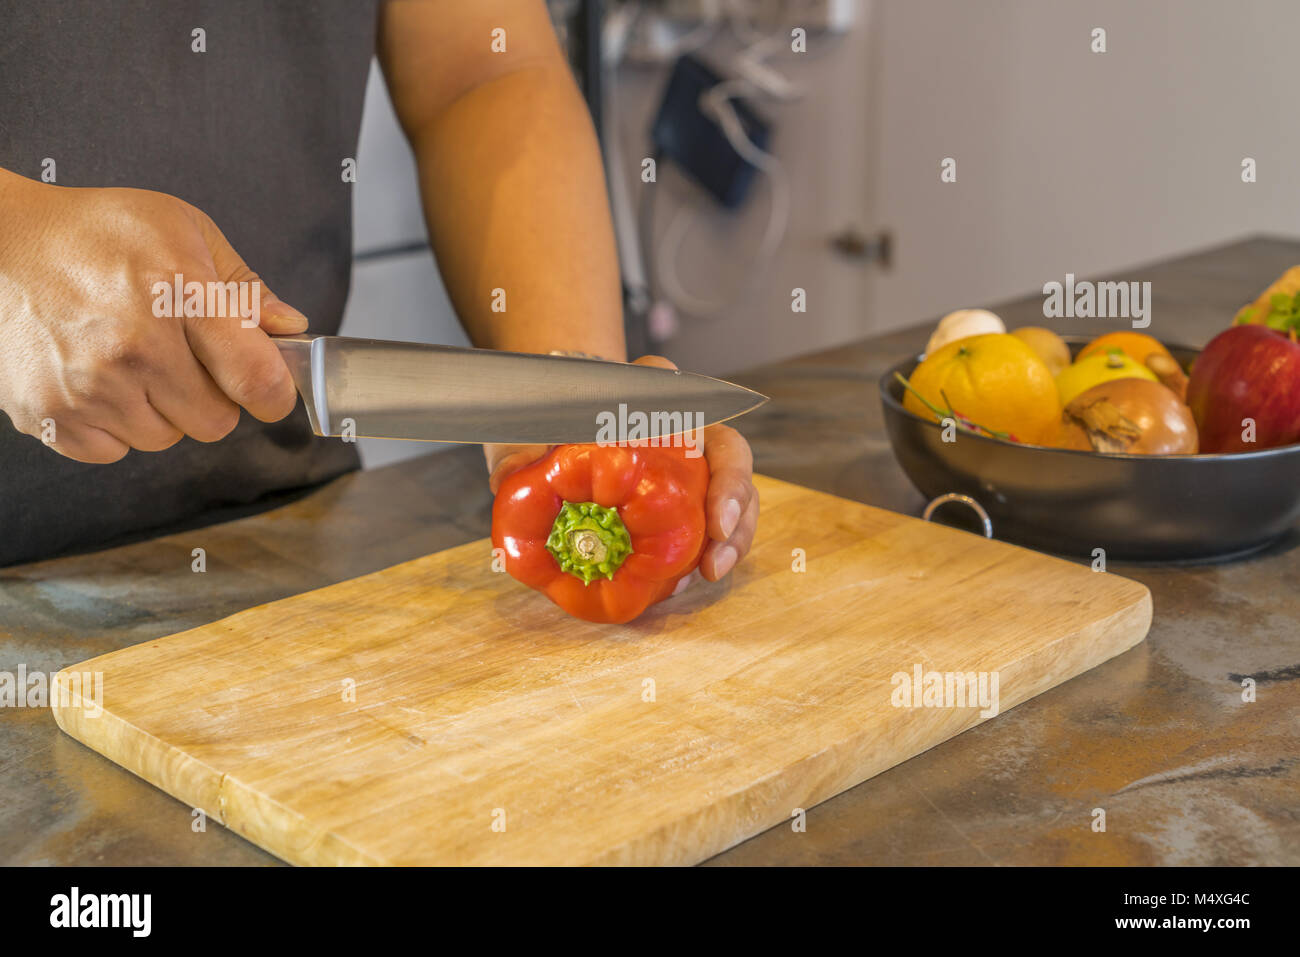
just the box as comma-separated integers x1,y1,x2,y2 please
880,339,1300,562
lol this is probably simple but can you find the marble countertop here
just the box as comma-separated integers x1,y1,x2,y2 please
3,237,1296,865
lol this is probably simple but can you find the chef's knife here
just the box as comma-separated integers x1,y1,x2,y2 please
273,334,767,444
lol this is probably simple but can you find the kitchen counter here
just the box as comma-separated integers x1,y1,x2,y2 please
3,236,1297,866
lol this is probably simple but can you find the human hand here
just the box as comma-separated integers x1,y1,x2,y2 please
0,172,308,463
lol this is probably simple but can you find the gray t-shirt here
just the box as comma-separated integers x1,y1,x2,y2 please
0,0,381,565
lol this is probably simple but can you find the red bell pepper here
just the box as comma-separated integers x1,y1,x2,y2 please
491,443,710,623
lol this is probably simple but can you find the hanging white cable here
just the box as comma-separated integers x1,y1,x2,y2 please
601,4,653,316
655,81,791,319
624,0,724,64
727,0,805,102
722,0,771,46
623,0,812,322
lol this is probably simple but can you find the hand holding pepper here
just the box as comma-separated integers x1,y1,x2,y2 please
486,355,760,617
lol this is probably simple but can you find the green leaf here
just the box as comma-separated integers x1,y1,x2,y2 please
1245,289,1300,332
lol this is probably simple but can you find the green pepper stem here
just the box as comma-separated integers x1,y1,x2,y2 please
546,501,633,584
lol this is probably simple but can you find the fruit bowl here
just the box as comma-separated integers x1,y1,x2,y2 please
880,339,1300,562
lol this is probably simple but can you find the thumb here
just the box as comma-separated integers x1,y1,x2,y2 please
194,211,309,335
256,293,310,336
631,354,679,371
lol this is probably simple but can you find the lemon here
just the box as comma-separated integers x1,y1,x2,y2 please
1055,350,1157,406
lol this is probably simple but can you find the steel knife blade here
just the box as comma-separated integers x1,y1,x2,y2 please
272,334,767,445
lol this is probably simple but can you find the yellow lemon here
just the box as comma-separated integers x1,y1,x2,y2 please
1055,349,1157,406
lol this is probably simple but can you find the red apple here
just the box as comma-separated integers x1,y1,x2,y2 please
1186,325,1300,453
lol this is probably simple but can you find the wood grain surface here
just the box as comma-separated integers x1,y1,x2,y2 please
52,475,1151,865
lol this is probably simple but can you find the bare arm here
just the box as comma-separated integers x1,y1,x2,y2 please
377,0,757,582
378,0,625,361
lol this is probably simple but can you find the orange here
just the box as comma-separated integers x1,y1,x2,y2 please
1077,331,1173,367
903,333,1062,444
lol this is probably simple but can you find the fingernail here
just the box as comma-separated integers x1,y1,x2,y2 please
671,572,696,596
712,545,737,578
719,498,741,539
263,303,309,329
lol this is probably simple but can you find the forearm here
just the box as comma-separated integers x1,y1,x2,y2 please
0,168,49,254
409,62,626,361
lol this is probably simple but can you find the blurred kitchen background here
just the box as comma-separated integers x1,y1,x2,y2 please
341,0,1300,468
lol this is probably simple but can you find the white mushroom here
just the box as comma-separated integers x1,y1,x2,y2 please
924,309,1006,356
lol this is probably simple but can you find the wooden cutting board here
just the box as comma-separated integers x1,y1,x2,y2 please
53,475,1151,866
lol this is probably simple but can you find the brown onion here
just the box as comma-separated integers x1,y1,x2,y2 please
1057,378,1198,454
